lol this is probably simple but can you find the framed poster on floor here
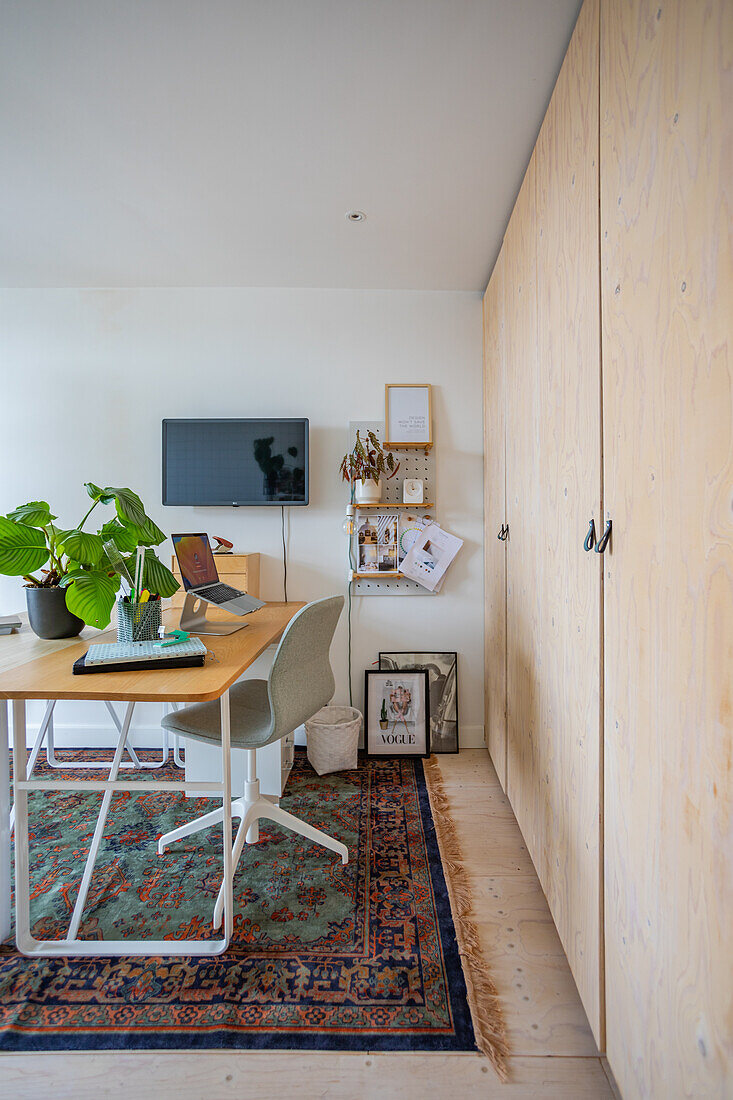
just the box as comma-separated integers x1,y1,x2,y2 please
364,669,430,757
379,652,458,753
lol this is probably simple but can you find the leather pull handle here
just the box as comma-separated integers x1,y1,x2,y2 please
584,518,596,552
595,519,612,554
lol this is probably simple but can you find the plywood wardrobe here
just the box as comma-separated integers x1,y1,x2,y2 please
482,1,732,1096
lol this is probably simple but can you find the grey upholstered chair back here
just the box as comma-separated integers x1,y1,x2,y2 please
263,595,344,747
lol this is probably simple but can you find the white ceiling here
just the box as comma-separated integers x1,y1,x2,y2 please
0,0,581,290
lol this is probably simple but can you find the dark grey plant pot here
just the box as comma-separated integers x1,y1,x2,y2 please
25,586,84,639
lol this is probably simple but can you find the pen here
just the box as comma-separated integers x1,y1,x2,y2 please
134,547,144,604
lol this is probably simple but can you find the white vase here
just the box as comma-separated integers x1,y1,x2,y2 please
354,478,382,504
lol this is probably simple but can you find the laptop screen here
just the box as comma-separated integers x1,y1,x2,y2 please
172,533,219,591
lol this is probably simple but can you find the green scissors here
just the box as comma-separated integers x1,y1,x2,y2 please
156,628,191,648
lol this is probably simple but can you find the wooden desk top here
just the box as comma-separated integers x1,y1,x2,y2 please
0,602,304,703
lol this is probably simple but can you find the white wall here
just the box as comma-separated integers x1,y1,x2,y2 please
0,288,484,746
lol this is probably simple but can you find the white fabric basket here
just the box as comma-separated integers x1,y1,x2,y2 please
305,705,362,776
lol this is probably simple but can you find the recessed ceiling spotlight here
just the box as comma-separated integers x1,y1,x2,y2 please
345,210,366,222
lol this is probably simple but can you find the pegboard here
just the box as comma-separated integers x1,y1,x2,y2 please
348,421,438,596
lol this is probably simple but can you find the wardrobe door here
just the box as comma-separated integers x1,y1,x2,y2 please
482,249,507,786
504,0,603,1047
533,0,603,1044
601,1,733,1096
505,151,545,862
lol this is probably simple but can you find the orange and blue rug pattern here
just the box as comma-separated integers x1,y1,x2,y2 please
0,750,476,1052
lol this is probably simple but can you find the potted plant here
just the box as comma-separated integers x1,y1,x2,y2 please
379,698,388,730
0,483,180,639
339,430,399,504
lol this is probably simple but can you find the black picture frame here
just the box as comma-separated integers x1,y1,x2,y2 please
378,651,458,754
364,669,431,758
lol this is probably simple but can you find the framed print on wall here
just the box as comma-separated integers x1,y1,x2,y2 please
379,652,458,754
385,384,432,446
364,669,430,757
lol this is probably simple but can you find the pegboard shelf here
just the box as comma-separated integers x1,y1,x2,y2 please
383,441,433,455
352,571,404,579
348,418,437,596
352,502,434,510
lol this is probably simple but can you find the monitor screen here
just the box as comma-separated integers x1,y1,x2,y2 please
172,533,219,591
162,418,309,506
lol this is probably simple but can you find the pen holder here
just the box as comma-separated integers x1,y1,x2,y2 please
117,598,162,643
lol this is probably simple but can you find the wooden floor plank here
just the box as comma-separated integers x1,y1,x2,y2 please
601,1057,623,1100
0,1052,614,1100
434,750,502,788
451,824,536,875
465,873,554,914
445,806,530,838
475,917,599,1056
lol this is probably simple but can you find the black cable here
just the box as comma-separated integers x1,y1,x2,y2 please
281,505,288,602
347,534,355,707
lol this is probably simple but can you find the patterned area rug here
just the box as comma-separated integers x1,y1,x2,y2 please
0,749,506,1072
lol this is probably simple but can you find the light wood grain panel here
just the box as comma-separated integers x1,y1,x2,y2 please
600,1059,623,1100
466,871,561,914
0,603,303,702
504,148,542,880
0,1053,614,1100
601,1,733,1096
482,248,508,787
451,823,536,877
533,0,604,1046
436,748,503,789
475,918,600,1057
470,875,601,1056
0,616,108,674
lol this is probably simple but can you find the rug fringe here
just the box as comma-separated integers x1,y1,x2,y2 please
423,756,509,1081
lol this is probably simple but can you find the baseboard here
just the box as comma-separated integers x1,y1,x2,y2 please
14,722,486,752
458,725,485,750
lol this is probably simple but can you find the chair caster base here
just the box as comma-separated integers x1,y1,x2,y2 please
158,792,348,929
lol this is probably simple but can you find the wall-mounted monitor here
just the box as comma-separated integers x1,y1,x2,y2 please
162,418,309,506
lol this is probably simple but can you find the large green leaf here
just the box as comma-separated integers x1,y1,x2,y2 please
56,529,105,565
141,550,180,598
59,561,83,585
123,549,180,599
98,518,139,554
132,516,166,546
63,568,119,627
84,482,116,505
105,487,165,546
6,501,57,528
0,517,49,576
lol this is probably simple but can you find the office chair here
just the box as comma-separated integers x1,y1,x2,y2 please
158,595,347,928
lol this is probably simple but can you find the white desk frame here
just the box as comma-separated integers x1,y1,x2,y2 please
0,701,10,944
7,699,184,834
8,691,233,957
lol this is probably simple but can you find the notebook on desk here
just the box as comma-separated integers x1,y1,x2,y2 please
73,638,207,674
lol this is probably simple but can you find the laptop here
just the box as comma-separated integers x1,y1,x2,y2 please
172,533,265,616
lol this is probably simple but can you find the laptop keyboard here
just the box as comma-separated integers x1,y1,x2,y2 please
199,583,242,604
